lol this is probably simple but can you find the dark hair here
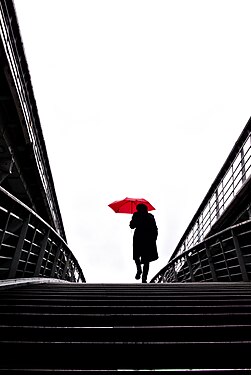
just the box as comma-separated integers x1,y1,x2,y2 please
136,203,148,213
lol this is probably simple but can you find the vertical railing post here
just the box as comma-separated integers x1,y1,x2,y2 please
172,263,178,282
197,219,201,243
241,147,246,183
221,180,225,211
219,237,231,280
42,240,53,277
8,215,30,278
205,241,217,281
34,229,50,277
248,205,251,219
231,229,248,281
215,189,220,220
62,252,71,280
50,244,62,279
0,211,11,247
70,265,76,282
185,253,195,282
231,164,235,196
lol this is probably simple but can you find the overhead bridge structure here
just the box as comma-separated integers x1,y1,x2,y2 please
0,0,251,372
0,1,84,283
151,117,251,284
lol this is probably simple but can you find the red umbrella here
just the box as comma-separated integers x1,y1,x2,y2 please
108,197,155,214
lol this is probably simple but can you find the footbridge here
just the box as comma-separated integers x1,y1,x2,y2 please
0,0,84,283
151,116,251,284
0,1,251,372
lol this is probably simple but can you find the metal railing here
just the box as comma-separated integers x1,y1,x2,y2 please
0,0,64,237
170,119,251,261
0,185,85,282
151,219,251,283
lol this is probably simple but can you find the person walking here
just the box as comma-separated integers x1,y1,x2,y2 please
129,203,158,283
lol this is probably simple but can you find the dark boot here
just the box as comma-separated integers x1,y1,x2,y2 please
135,269,142,280
135,258,142,280
142,262,149,283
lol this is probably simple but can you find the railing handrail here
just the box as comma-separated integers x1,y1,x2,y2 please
0,0,66,239
0,186,66,245
0,185,85,282
169,117,251,261
151,218,251,283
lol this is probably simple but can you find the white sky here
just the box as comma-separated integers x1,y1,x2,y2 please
13,0,251,283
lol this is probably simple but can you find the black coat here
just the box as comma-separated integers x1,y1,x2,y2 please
129,211,158,263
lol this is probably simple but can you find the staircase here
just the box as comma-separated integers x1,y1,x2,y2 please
0,280,251,373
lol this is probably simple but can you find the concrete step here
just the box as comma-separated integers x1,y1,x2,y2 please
1,324,251,341
0,370,249,374
0,341,251,369
0,281,250,371
1,311,251,326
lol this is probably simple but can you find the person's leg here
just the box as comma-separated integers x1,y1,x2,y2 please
135,257,142,279
142,262,149,283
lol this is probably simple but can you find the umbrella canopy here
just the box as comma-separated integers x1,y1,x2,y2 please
108,197,155,214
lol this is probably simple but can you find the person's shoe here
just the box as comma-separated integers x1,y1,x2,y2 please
142,278,147,283
135,270,142,280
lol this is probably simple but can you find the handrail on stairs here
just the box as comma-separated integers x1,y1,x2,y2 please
0,185,85,282
151,219,251,283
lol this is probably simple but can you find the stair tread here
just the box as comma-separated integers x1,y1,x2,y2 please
1,281,251,370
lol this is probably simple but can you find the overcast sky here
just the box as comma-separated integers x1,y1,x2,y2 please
13,0,251,283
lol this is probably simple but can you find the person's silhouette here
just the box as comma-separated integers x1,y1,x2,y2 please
129,203,158,283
